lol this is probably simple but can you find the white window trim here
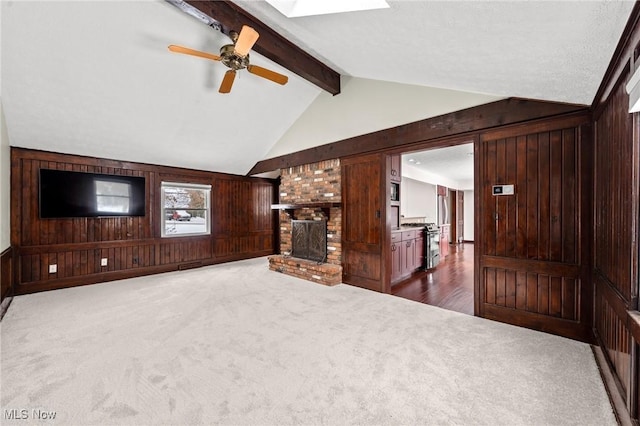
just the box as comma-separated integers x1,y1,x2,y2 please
161,181,211,238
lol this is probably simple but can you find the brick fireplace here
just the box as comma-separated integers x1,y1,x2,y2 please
268,159,343,286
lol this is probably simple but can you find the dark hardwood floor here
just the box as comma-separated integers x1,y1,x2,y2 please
392,243,474,315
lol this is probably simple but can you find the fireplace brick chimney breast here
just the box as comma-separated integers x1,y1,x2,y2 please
268,159,342,285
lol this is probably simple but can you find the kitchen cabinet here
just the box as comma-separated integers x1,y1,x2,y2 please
402,237,416,273
390,233,402,282
391,228,423,285
389,154,401,229
390,155,401,182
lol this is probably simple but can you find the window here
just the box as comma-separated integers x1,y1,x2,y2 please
161,182,211,237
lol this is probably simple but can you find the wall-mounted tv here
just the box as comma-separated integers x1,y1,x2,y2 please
39,169,146,218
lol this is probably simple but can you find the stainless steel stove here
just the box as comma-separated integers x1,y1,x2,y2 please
424,223,440,269
400,223,440,270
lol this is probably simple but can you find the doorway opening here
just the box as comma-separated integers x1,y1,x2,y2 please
390,141,475,315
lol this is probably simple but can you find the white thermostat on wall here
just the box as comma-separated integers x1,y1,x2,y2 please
492,184,515,195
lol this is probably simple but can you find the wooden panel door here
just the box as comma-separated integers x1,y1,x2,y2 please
342,153,386,292
476,115,592,342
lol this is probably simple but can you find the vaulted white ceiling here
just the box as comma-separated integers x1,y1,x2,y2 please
238,0,635,106
1,1,635,176
2,1,319,175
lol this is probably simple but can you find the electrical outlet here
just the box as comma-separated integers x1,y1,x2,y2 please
49,264,57,274
101,258,108,267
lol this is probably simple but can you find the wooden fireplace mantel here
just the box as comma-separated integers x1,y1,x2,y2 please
271,202,341,219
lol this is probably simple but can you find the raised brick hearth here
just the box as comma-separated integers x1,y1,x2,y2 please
268,255,342,286
269,159,343,285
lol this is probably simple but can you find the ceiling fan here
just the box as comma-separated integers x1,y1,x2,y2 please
168,25,288,93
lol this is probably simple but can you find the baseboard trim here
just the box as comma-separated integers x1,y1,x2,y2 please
592,344,634,426
483,303,594,343
14,250,276,295
0,296,13,321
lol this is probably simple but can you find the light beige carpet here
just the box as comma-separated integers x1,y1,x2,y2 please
1,257,615,425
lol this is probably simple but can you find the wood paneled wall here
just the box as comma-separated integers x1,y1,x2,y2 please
592,64,640,420
595,80,637,302
10,148,278,295
1,247,12,302
591,3,640,420
476,114,593,342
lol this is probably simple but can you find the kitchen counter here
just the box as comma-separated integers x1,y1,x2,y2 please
393,225,426,232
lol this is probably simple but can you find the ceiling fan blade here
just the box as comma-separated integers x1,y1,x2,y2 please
247,65,288,85
219,70,236,93
168,45,221,62
234,25,259,57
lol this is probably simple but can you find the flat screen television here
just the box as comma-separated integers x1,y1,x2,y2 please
39,169,146,218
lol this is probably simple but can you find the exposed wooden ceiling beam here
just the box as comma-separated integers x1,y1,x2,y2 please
247,98,588,175
183,0,341,95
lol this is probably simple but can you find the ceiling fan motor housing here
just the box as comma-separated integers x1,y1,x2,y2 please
220,44,249,70
168,25,287,93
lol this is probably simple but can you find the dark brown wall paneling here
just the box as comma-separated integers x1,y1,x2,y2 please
595,273,634,402
595,80,637,302
10,148,278,294
1,247,12,302
213,178,276,259
590,4,640,421
593,70,640,418
477,114,593,342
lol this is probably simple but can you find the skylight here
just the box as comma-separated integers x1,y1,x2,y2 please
265,0,390,18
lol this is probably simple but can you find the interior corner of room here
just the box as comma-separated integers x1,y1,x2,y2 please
1,97,13,318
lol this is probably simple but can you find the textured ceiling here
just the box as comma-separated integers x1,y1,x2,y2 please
236,0,634,105
1,1,320,175
1,1,635,177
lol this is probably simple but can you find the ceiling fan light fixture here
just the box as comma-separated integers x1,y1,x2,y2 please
265,0,390,18
219,44,250,70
